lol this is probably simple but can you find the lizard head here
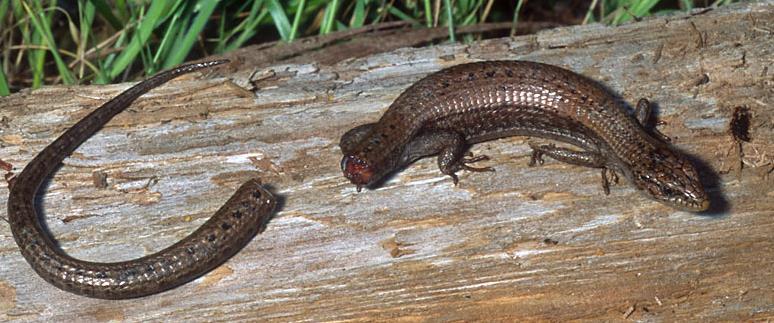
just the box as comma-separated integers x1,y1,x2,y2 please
630,147,709,212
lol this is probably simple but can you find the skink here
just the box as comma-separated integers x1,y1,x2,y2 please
340,61,709,211
7,60,277,299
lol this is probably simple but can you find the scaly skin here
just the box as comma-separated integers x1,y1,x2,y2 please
340,61,709,211
7,60,277,299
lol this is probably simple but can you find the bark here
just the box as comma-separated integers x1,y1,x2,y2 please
0,2,772,321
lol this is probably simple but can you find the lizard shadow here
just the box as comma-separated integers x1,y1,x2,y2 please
687,153,729,216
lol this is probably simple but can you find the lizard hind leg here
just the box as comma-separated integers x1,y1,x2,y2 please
527,142,617,194
600,168,620,195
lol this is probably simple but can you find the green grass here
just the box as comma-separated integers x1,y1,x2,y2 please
0,0,740,96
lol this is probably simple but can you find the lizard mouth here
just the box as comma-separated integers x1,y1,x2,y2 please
341,155,374,187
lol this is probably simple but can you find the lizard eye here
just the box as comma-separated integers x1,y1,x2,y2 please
660,185,676,197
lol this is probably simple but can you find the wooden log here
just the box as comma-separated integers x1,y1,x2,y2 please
0,2,772,321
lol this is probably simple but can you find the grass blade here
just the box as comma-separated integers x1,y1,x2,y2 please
511,0,526,36
162,0,219,69
443,0,455,42
423,0,432,27
0,67,8,96
267,0,292,41
22,1,76,84
289,0,306,40
155,7,185,70
320,0,340,34
680,0,694,11
350,0,365,28
76,0,97,79
583,0,600,24
0,0,9,94
89,0,124,30
106,0,178,80
612,0,659,24
387,6,419,26
219,0,267,52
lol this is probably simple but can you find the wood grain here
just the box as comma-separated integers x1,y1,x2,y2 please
1,2,772,321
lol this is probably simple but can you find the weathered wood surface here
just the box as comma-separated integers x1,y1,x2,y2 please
1,2,773,321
